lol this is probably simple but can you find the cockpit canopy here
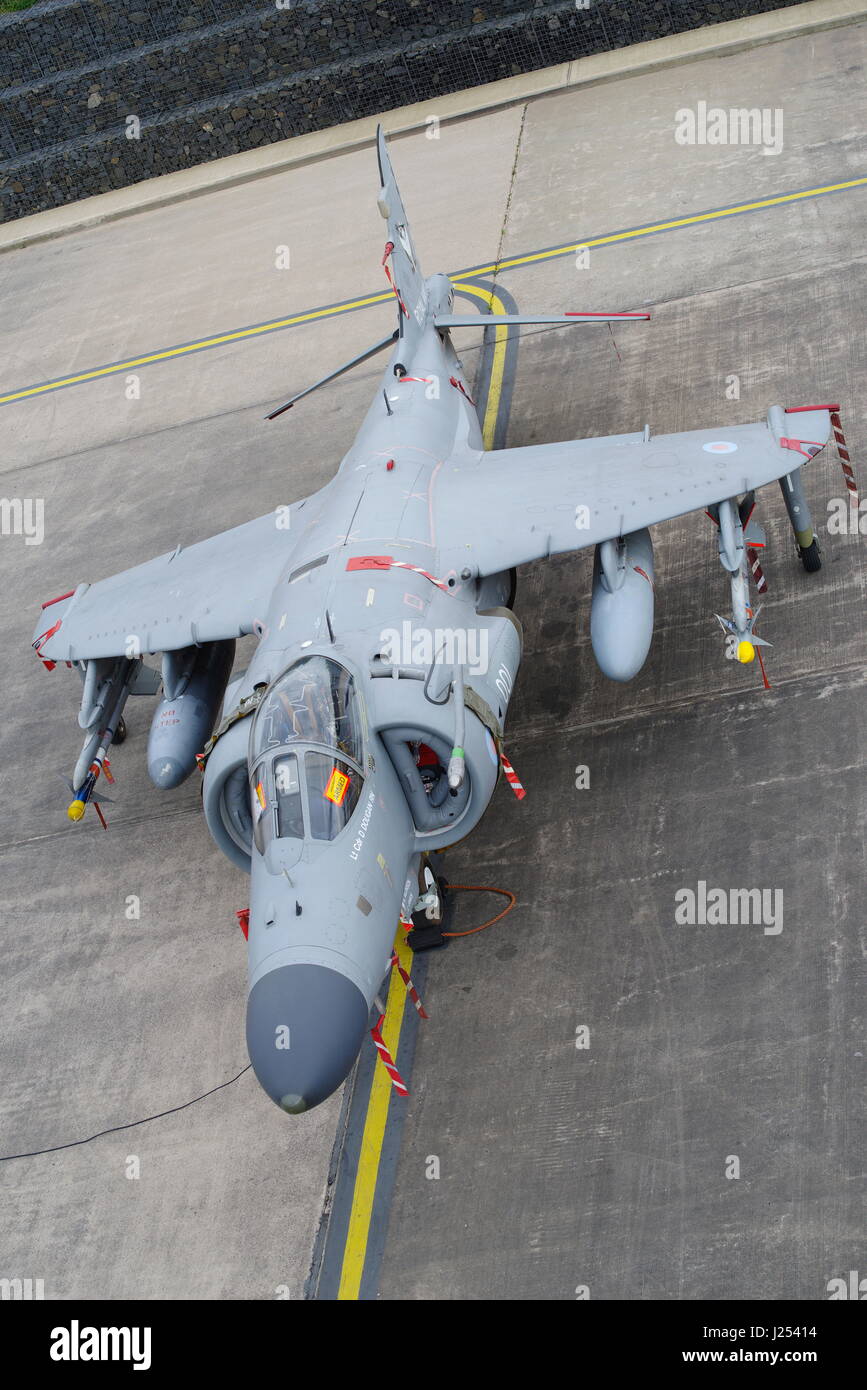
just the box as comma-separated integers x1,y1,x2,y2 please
251,655,364,761
249,656,366,851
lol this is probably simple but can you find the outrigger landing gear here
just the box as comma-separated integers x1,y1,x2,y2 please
112,716,127,745
779,468,822,573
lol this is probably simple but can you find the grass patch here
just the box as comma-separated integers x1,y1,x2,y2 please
0,0,39,13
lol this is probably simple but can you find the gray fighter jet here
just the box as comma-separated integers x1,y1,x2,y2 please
32,129,855,1113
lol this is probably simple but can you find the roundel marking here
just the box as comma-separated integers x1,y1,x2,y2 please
485,728,499,766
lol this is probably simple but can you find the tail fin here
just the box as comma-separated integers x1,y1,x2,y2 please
377,126,424,317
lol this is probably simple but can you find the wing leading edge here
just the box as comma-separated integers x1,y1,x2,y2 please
432,407,833,577
33,502,308,664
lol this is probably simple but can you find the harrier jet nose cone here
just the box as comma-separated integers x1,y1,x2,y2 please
246,963,369,1113
148,756,188,790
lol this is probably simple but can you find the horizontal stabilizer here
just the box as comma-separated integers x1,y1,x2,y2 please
434,311,650,329
266,331,397,419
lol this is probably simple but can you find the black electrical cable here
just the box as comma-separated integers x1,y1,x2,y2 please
0,1065,252,1161
423,643,449,705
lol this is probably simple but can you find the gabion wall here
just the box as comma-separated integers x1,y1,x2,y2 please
0,0,811,222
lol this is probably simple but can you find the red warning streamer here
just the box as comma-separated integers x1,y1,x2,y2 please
500,749,526,800
830,410,859,508
32,616,62,670
345,555,451,592
370,1015,409,1096
389,951,428,1018
746,546,767,593
390,560,450,592
382,244,409,319
449,375,476,405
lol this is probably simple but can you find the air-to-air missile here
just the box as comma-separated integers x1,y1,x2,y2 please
67,658,139,824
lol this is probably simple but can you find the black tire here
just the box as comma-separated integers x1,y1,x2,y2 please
506,567,518,610
799,539,822,573
112,716,127,745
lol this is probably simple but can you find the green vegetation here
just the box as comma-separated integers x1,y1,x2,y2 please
0,0,39,12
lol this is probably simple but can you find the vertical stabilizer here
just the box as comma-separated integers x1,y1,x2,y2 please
377,126,425,324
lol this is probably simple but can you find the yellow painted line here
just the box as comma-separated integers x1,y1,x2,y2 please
334,291,511,1297
0,290,392,405
461,175,867,278
4,174,866,408
336,931,414,1301
452,281,510,449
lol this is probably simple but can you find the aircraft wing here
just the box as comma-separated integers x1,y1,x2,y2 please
33,502,307,664
433,408,832,577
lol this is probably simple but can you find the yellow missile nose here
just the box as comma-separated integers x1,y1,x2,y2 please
67,799,86,822
737,640,756,664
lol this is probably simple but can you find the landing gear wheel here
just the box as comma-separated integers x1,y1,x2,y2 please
393,362,407,378
112,716,127,745
506,567,518,610
799,539,822,573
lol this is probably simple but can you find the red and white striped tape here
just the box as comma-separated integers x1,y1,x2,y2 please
830,410,859,508
500,749,526,800
370,1015,409,1096
747,546,767,593
345,555,453,593
389,560,450,592
390,951,428,1018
